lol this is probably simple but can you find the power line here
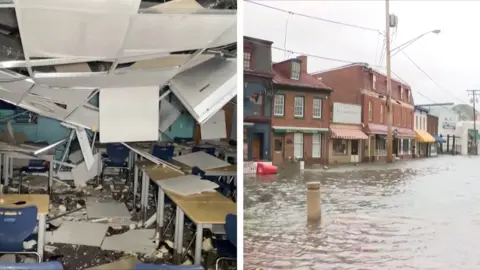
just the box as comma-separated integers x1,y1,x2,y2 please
245,0,383,34
401,51,465,104
246,38,449,106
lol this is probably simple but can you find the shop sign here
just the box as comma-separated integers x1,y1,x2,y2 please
333,103,361,124
274,127,328,134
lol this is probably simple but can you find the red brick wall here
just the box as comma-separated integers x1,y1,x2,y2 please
271,90,331,129
361,94,414,128
271,89,330,164
314,65,363,105
427,114,439,134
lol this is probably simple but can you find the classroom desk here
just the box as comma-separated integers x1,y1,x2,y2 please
204,165,237,185
0,194,49,261
168,191,236,264
142,164,184,226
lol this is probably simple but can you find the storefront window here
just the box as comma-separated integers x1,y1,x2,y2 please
375,136,386,156
333,139,348,155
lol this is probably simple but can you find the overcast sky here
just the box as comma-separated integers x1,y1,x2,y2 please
244,0,480,105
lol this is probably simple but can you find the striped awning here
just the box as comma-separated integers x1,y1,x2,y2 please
330,126,368,140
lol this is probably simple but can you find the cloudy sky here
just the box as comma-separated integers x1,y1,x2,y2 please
244,0,480,105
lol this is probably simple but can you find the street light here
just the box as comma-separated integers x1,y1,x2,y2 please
391,29,441,57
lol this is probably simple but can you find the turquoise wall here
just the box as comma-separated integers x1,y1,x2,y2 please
162,113,194,141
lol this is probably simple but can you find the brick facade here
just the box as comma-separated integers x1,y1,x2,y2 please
270,56,332,165
314,63,415,162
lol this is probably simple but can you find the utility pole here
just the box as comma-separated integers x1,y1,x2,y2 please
467,89,480,155
385,0,394,163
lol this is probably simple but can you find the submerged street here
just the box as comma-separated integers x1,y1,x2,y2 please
244,156,480,269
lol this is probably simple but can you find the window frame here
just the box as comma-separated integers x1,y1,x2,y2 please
313,98,323,119
380,104,384,123
294,96,304,118
243,51,252,69
332,139,348,156
312,133,322,158
372,74,377,90
273,94,285,117
368,101,373,121
291,61,301,80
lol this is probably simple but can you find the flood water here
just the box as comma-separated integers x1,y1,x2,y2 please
244,156,480,269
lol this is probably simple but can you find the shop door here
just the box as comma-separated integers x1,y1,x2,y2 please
294,133,304,159
252,137,261,161
351,140,359,155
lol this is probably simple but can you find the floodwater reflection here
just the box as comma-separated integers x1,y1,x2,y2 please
244,156,480,269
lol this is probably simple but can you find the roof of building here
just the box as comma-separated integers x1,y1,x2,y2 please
312,62,410,87
244,35,274,45
272,59,332,90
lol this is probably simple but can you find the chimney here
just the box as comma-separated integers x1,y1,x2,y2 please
297,55,307,73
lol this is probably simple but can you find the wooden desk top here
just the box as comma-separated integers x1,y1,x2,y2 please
165,190,232,204
0,194,49,215
178,201,237,224
135,160,155,168
204,165,237,176
145,166,184,181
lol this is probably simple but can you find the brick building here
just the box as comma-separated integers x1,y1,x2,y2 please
270,56,332,164
427,113,440,155
313,63,415,162
243,36,273,161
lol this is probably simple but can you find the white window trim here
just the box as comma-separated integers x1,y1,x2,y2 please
273,95,285,116
244,52,251,69
372,75,377,90
294,96,304,118
380,105,384,123
313,98,322,119
294,133,304,158
312,134,322,158
368,101,373,121
291,62,300,80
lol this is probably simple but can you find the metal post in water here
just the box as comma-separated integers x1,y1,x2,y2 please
299,160,305,170
306,182,321,223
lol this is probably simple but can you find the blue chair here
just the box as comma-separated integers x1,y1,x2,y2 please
0,261,64,270
135,264,203,270
192,146,216,157
213,214,237,270
0,206,40,261
152,145,175,161
101,143,130,181
18,160,50,194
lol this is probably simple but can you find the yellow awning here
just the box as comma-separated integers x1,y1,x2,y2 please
415,130,436,143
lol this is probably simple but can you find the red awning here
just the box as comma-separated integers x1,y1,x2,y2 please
330,126,368,140
396,127,415,138
365,124,388,135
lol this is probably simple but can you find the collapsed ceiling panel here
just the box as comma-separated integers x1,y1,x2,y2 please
147,0,203,10
0,69,34,104
33,66,179,88
15,8,130,58
126,54,214,71
99,86,159,143
64,106,99,131
159,99,181,133
169,56,236,124
201,109,226,140
13,0,141,13
122,11,236,56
